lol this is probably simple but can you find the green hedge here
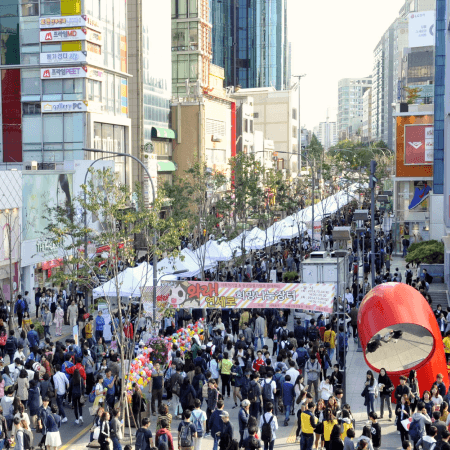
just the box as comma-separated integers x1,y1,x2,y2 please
405,240,444,265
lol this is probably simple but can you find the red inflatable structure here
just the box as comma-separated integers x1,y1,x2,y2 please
357,282,448,399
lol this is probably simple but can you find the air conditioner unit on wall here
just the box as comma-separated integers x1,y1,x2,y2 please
212,135,223,142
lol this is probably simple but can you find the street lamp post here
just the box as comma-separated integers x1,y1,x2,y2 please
82,148,159,324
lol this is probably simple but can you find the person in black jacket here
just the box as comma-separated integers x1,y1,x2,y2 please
294,320,306,344
396,394,411,444
69,368,85,425
329,424,344,450
395,376,411,404
369,412,381,450
378,368,393,420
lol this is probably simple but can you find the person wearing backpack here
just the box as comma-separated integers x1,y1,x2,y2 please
205,380,220,437
296,341,310,373
261,370,277,414
135,417,154,450
5,331,17,365
405,265,413,286
190,399,206,450
177,409,197,450
259,402,278,450
409,402,432,448
272,368,285,415
14,417,30,450
337,326,348,370
209,399,225,450
307,319,320,345
305,354,321,402
155,418,174,450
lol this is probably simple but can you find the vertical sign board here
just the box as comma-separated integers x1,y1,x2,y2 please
404,125,434,165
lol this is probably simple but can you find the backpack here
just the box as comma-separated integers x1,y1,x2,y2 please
17,429,32,450
180,422,193,447
296,348,309,367
273,373,283,392
89,387,96,403
158,433,169,450
308,326,319,341
408,418,421,442
247,382,257,403
262,380,273,401
191,410,204,436
278,327,288,342
406,269,413,281
213,335,223,350
16,300,24,314
261,415,274,442
135,429,146,450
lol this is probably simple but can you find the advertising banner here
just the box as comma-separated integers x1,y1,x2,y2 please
40,66,103,80
41,101,88,113
40,51,87,64
408,11,436,47
404,125,434,165
40,14,102,31
141,281,335,314
40,28,87,42
22,173,73,241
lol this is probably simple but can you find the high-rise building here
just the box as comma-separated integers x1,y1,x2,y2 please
316,122,337,150
171,0,212,97
362,88,372,143
337,77,372,140
210,0,290,90
0,0,132,184
128,0,174,203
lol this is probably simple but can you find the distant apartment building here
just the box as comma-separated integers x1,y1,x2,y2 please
362,88,372,143
231,86,299,174
337,77,372,141
316,122,337,150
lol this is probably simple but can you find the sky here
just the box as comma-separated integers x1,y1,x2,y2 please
287,0,406,131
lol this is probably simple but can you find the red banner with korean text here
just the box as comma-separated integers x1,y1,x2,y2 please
141,282,335,314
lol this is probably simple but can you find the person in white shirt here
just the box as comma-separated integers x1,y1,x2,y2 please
259,402,278,450
13,346,26,364
53,365,69,423
318,376,334,401
285,361,300,385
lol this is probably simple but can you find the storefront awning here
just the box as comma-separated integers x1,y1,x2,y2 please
151,127,176,139
157,161,177,172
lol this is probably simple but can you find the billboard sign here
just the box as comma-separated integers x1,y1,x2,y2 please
40,66,103,80
41,101,88,113
404,125,434,165
141,280,336,313
22,173,73,241
40,28,87,42
40,51,87,64
40,15,102,31
408,11,436,47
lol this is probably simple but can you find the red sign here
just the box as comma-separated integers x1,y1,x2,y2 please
42,70,50,78
42,259,63,270
404,125,434,165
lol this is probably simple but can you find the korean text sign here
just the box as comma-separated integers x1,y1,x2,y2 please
142,281,335,313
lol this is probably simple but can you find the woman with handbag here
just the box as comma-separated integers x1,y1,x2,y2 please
363,370,378,420
89,406,104,443
78,300,87,333
378,368,394,420
131,383,143,428
69,369,85,425
98,411,111,450
395,394,410,444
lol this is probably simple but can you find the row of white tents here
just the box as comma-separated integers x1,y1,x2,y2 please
93,184,363,298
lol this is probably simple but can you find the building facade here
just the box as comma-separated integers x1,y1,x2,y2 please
337,77,372,141
231,87,298,174
0,0,132,184
362,88,372,142
210,0,289,90
171,0,212,97
316,121,337,150
128,0,174,203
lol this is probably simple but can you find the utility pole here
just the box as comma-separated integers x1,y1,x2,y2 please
311,159,315,242
293,74,306,173
370,160,377,287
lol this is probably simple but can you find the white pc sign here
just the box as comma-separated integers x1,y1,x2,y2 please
408,11,436,48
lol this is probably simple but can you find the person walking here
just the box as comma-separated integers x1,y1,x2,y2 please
54,303,64,337
67,301,78,329
378,368,393,420
259,402,278,450
219,352,233,399
409,401,432,448
300,402,317,450
150,363,164,416
363,370,378,419
53,364,69,423
305,354,321,402
69,368,85,425
254,312,265,351
43,307,52,338
178,410,197,450
109,408,123,450
190,398,206,450
238,400,250,448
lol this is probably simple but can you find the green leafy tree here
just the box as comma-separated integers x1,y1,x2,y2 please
406,240,444,265
306,133,324,163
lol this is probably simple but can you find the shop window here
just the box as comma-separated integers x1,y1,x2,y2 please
21,69,40,95
20,0,39,16
0,13,20,65
43,79,63,100
22,102,41,115
63,78,84,100
88,79,102,102
43,114,63,143
22,115,42,143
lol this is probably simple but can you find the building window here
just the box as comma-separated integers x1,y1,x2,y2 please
244,119,248,133
40,0,60,15
20,0,39,16
21,69,41,95
43,79,63,100
158,173,173,186
206,148,226,163
0,7,19,65
88,79,102,102
153,140,172,157
292,108,297,120
253,112,259,119
292,126,297,138
63,78,84,100
206,119,225,136
249,120,253,133
172,0,198,19
22,102,41,115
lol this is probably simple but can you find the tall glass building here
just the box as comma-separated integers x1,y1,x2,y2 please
210,0,289,91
